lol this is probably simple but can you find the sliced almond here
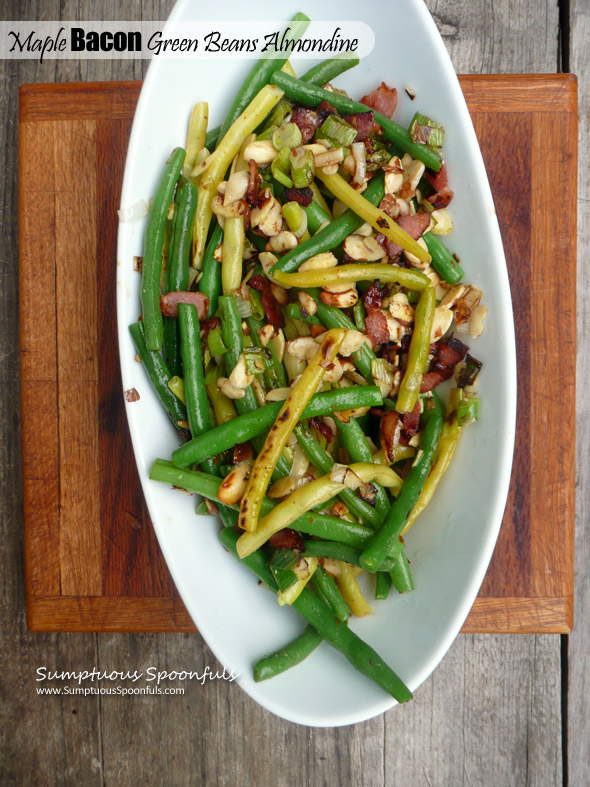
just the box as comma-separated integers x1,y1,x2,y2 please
299,251,338,272
268,231,298,253
343,233,387,262
243,140,278,166
217,462,252,505
430,305,454,343
469,304,488,338
319,289,358,308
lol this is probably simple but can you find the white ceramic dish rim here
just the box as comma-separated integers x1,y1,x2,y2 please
116,0,517,727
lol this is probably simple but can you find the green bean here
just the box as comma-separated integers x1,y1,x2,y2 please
422,232,464,285
205,126,220,151
219,528,412,703
396,286,436,413
198,224,223,318
375,572,393,601
270,172,385,275
294,426,382,529
216,14,310,142
304,198,332,234
163,180,197,377
178,303,210,438
300,52,360,85
219,295,259,416
312,566,350,622
129,322,187,428
390,550,415,593
171,387,383,468
360,393,444,572
270,72,441,171
253,625,323,682
335,419,390,517
353,301,366,331
167,179,197,291
151,460,375,546
303,539,402,573
246,316,288,388
309,293,376,381
283,303,322,326
141,147,185,350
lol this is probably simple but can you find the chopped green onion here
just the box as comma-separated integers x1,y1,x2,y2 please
316,114,358,148
271,146,293,188
257,125,277,141
260,99,293,134
167,375,186,404
248,288,265,321
456,354,482,388
244,346,266,375
457,395,479,427
282,201,308,238
272,122,302,151
207,326,227,358
234,293,253,319
366,148,391,172
371,359,397,396
409,112,445,150
290,147,315,188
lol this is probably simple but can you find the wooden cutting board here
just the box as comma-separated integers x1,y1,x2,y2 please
19,75,577,634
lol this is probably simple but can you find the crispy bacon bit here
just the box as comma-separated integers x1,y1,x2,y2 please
249,275,283,327
400,401,421,446
424,163,454,209
317,100,338,122
290,106,320,143
363,280,383,311
133,256,143,272
160,291,209,319
381,411,402,462
233,442,253,464
377,213,431,258
438,338,469,366
420,337,469,393
200,317,220,339
342,111,382,141
424,162,449,192
360,82,398,118
268,529,304,550
309,324,327,338
309,416,334,443
364,309,389,346
124,388,140,402
247,159,261,205
283,186,313,207
420,367,454,392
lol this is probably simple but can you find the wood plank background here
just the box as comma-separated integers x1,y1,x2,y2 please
19,75,576,637
1,0,586,784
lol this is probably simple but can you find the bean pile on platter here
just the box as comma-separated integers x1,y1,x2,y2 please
130,14,486,703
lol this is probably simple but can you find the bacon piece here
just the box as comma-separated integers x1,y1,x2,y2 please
424,162,449,192
400,401,421,446
247,159,261,205
283,186,313,207
249,275,283,327
380,411,402,462
364,309,389,346
420,367,454,393
309,416,334,443
379,193,399,218
363,280,383,311
309,325,327,338
290,106,320,143
160,291,209,319
438,338,469,367
268,529,304,551
360,82,398,118
377,213,430,258
424,163,454,209
342,110,382,141
200,317,220,339
317,100,338,122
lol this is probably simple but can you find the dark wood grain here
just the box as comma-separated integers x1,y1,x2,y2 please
19,75,577,635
